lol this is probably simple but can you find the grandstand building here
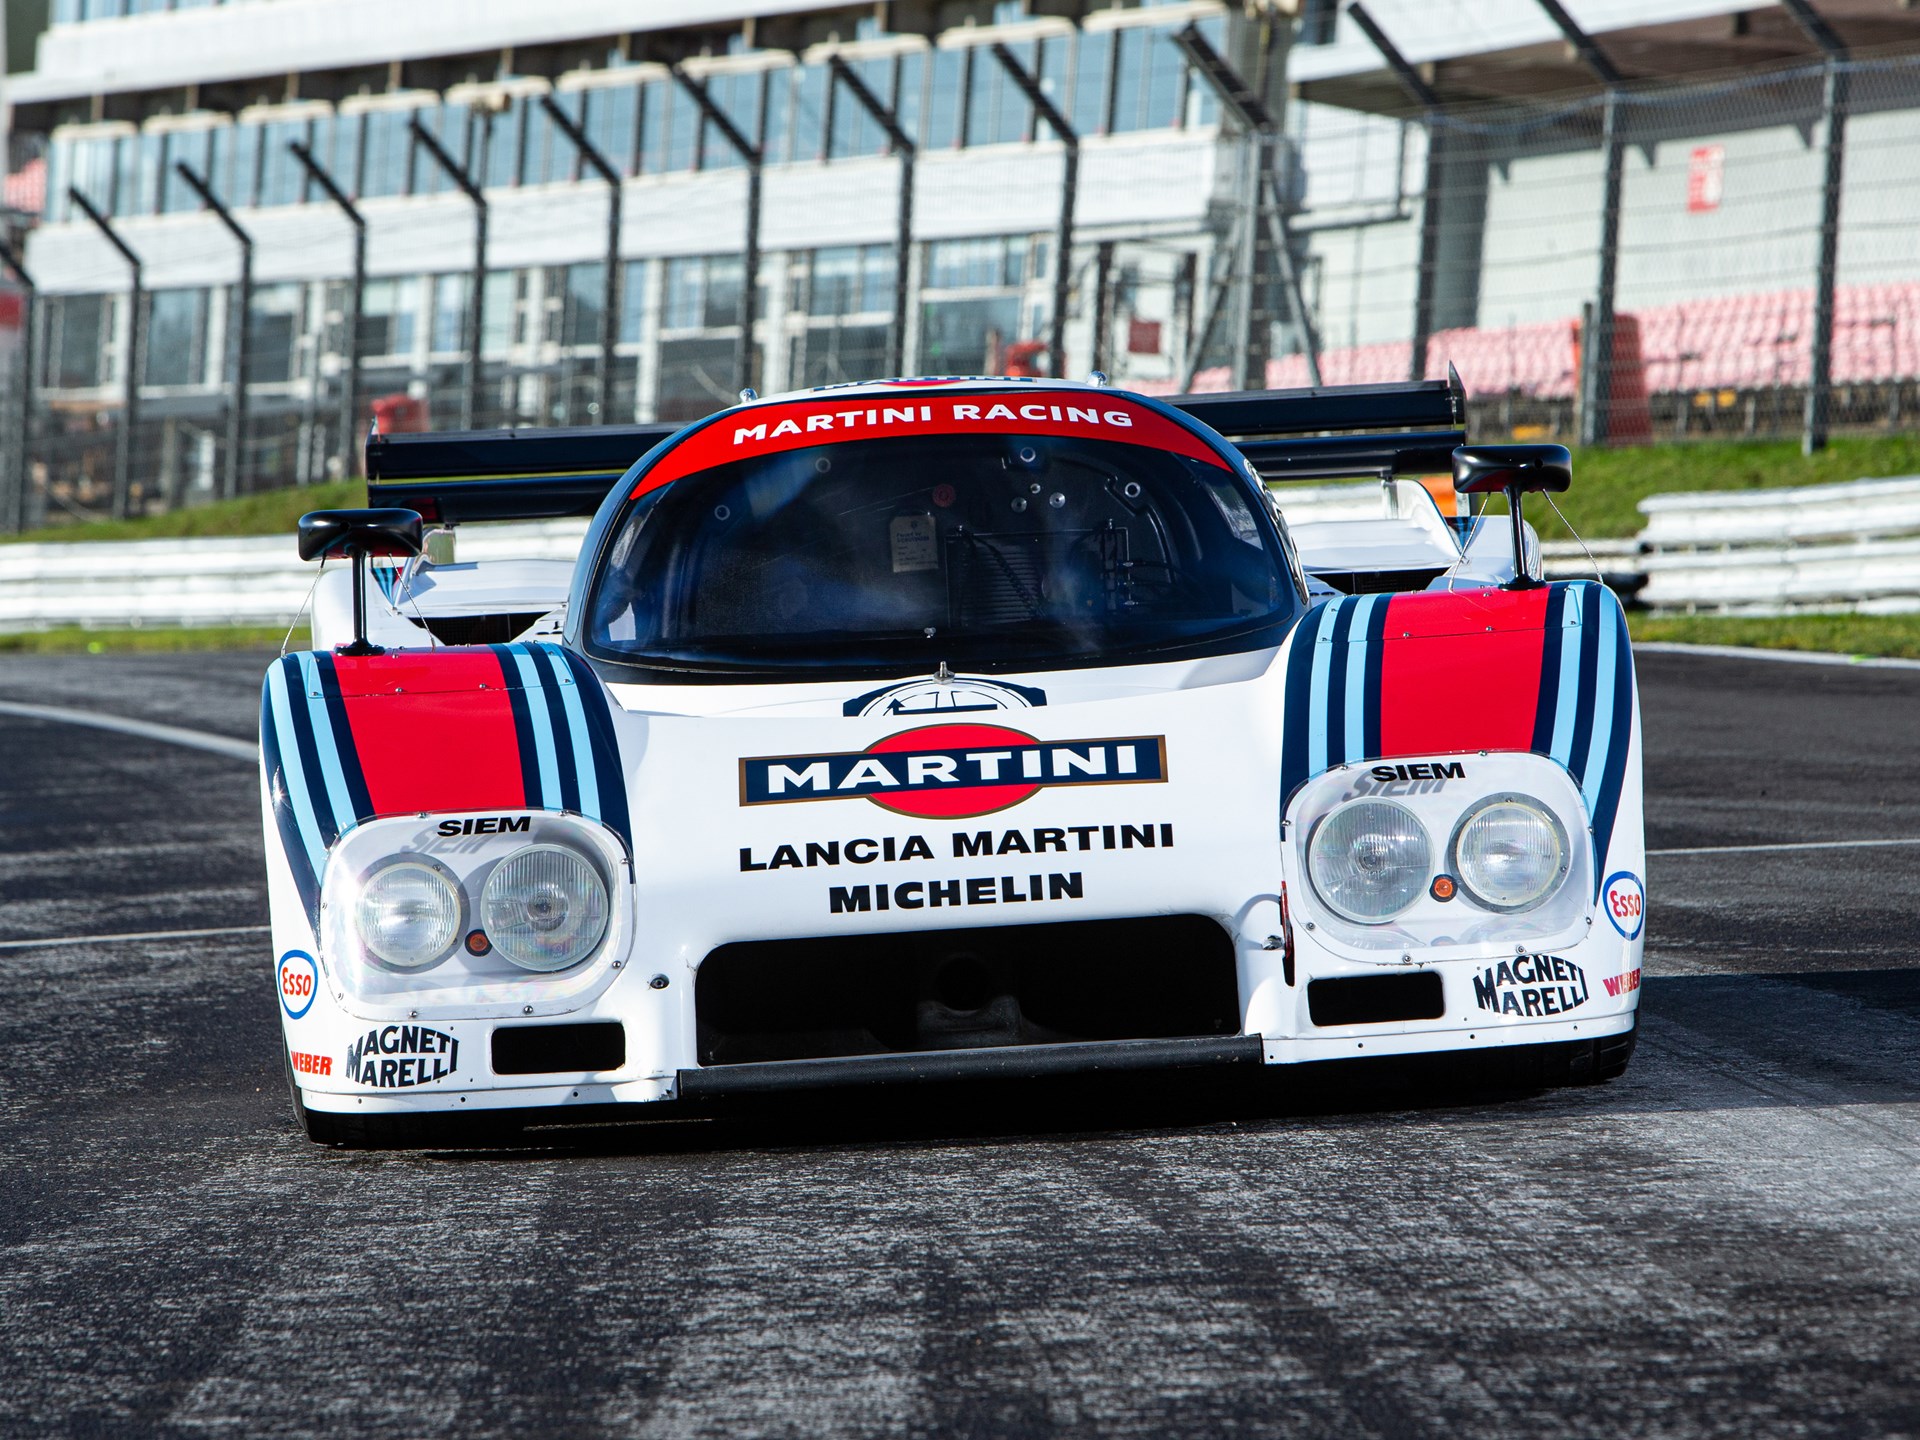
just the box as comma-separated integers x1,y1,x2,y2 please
3,0,1920,512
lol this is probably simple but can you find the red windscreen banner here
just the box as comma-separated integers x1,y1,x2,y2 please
631,392,1232,498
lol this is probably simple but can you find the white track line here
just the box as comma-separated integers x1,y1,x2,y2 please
0,699,257,762
1633,641,1920,672
0,923,270,952
1650,837,1920,858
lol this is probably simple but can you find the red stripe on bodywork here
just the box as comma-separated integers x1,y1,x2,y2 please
633,393,1229,498
331,650,527,816
1377,587,1550,758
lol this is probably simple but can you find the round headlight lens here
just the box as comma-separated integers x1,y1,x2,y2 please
1307,800,1432,923
481,845,610,972
1450,795,1570,912
357,859,462,970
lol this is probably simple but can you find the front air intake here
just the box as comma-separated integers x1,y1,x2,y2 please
1307,972,1445,1027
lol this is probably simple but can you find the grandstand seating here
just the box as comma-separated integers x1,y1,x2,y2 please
1248,279,1920,416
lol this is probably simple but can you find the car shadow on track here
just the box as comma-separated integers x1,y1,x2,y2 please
362,968,1920,1162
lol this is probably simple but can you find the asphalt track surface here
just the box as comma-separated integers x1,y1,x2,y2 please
2,648,1918,1439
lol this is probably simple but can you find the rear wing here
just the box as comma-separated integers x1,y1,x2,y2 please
364,373,1466,523
1168,372,1465,483
366,424,678,523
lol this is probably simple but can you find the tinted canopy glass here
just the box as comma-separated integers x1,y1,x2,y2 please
586,407,1298,677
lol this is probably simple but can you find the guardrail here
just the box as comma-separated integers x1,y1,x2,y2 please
1627,474,1920,614
0,520,588,631
2,475,1915,630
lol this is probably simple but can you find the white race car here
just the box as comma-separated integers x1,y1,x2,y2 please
264,375,1644,1146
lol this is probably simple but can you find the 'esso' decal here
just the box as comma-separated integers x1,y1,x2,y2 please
278,950,318,1020
1602,872,1644,941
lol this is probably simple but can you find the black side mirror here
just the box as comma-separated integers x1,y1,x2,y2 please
296,508,424,656
297,508,424,563
1452,444,1571,496
1451,445,1571,590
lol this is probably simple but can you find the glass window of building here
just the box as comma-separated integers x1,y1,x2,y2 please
115,131,162,217
154,122,220,214
663,256,745,333
619,260,649,344
145,289,210,387
663,83,701,173
246,284,305,385
250,107,326,208
430,275,468,354
560,263,605,348
482,270,522,354
360,278,420,359
781,63,829,164
50,295,112,389
1070,28,1113,137
921,235,1036,374
636,81,670,174
922,48,965,150
656,338,750,422
577,81,639,178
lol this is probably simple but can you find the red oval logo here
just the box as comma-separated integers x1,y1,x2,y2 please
865,723,1041,819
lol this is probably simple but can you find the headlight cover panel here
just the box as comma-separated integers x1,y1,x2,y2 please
320,811,633,1019
1285,753,1593,958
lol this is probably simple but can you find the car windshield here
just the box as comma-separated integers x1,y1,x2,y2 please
585,426,1300,677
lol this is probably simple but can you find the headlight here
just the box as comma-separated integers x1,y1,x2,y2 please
1449,794,1570,913
357,858,463,970
481,844,610,973
1307,800,1432,923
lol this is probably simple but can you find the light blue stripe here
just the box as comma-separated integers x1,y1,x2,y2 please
292,652,357,840
1305,599,1342,779
1580,594,1619,812
1343,593,1380,762
541,644,602,823
1549,586,1584,767
506,645,563,807
265,663,329,884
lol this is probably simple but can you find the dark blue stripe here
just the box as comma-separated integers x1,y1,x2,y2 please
1586,594,1636,895
1278,601,1327,806
528,646,583,813
311,653,373,823
280,657,339,848
1361,591,1391,761
260,660,320,924
1530,583,1568,755
1564,583,1602,787
557,648,633,847
1322,597,1354,769
491,644,545,807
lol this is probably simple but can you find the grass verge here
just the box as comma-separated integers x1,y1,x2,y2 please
2,482,365,545
1627,611,1920,661
1538,433,1920,540
0,624,301,654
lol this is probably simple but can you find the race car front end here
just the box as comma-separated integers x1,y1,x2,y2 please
263,376,1645,1146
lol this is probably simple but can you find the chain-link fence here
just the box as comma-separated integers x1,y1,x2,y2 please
1281,46,1920,449
8,25,1920,533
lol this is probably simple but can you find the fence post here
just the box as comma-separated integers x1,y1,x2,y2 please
1781,0,1850,455
68,188,142,519
991,44,1077,380
539,94,623,423
1533,1,1628,447
1347,5,1443,385
671,68,765,397
289,141,366,478
409,120,487,430
827,55,918,378
0,239,32,535
172,162,252,499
